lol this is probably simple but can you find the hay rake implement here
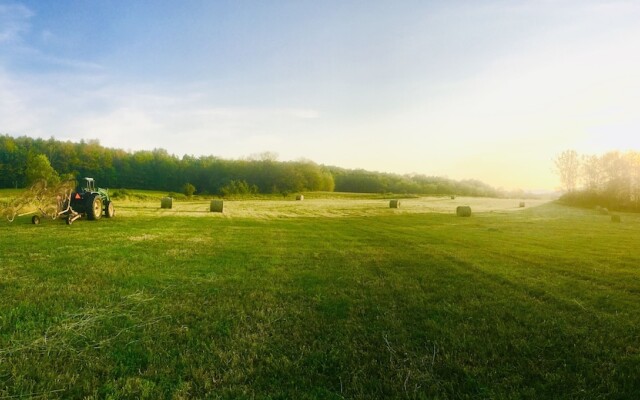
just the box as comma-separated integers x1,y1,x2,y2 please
1,180,79,224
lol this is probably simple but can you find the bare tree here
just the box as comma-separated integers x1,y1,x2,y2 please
624,152,640,207
580,154,603,192
600,151,628,203
554,150,580,192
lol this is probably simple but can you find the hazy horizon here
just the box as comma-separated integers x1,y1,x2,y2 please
2,1,639,191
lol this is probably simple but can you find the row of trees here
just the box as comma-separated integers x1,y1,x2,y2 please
1,134,503,197
330,168,501,197
555,149,640,211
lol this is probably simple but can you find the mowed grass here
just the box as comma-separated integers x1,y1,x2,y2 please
0,197,639,399
116,196,548,219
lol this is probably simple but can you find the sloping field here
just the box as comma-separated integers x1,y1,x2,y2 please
1,197,638,399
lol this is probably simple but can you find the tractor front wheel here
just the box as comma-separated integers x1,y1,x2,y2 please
105,201,115,218
87,194,103,220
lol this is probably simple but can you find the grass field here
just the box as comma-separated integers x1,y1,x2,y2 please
1,193,639,399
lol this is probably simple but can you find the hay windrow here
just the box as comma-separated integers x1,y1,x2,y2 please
0,292,169,359
128,234,158,242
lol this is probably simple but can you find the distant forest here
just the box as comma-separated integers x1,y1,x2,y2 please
0,134,507,197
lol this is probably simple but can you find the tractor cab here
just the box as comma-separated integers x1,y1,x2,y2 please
79,177,96,193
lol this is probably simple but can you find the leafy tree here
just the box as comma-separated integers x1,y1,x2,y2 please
183,183,196,197
25,154,60,187
0,136,26,188
221,180,257,197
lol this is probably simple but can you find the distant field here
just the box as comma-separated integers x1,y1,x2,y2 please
0,194,638,399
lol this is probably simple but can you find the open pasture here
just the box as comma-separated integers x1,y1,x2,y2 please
1,195,639,399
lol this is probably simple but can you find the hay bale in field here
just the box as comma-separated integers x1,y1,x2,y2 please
450,195,456,200
600,207,610,215
389,199,400,208
210,199,224,213
456,205,472,217
296,194,304,201
611,215,621,223
519,202,525,208
160,197,173,209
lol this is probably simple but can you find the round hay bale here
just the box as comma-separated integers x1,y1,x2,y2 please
456,205,472,217
160,197,173,209
519,202,525,208
450,195,456,200
600,207,609,215
296,194,304,201
389,199,400,208
210,199,224,213
611,215,621,223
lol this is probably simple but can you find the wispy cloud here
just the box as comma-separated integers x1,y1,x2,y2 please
0,3,33,44
0,67,321,157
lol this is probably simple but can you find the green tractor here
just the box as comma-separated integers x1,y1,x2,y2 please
66,177,115,224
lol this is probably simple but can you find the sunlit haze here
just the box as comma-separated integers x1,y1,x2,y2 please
2,0,639,190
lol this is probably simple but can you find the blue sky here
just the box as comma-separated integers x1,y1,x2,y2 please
1,0,639,190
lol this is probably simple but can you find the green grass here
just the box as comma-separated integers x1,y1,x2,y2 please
0,198,639,399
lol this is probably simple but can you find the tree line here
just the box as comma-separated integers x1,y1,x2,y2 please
555,149,640,211
1,134,505,197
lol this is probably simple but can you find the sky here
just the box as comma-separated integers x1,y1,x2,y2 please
1,0,639,191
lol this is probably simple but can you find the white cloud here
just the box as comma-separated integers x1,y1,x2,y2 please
0,67,321,158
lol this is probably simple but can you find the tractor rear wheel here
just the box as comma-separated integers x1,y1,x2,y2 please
105,201,115,218
87,194,103,220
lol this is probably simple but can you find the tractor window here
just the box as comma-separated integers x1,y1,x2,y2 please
81,179,95,192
